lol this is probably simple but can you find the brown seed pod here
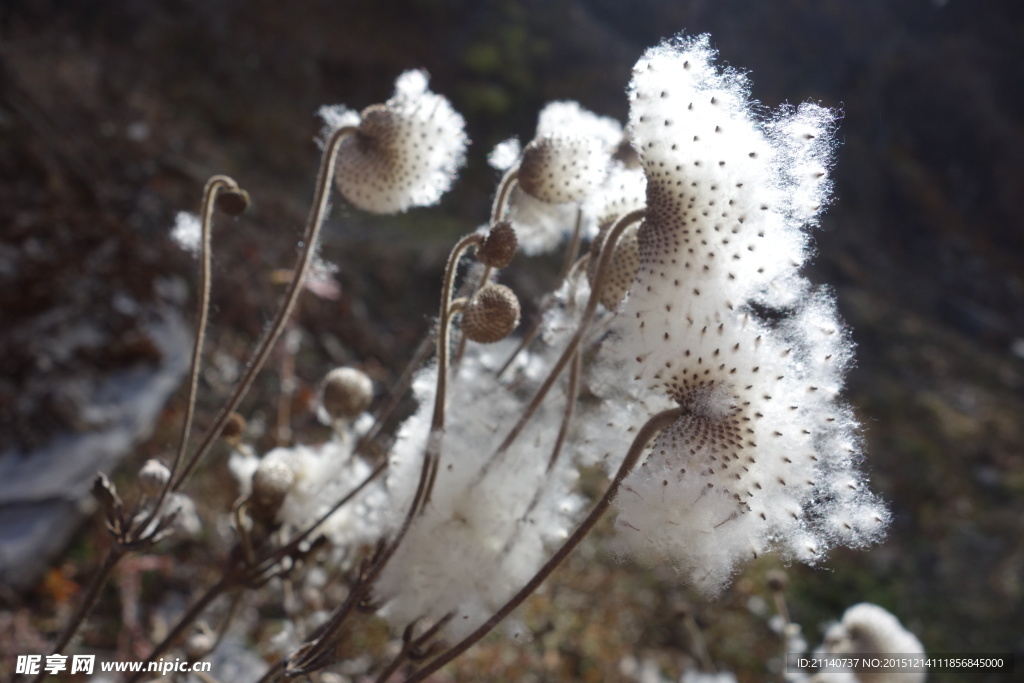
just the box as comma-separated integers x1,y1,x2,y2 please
220,412,247,446
477,222,518,269
215,188,251,216
320,367,374,421
461,283,521,344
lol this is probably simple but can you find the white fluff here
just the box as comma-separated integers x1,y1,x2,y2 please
606,34,887,592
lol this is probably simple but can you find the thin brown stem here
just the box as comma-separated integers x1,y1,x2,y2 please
275,324,301,446
355,330,436,457
491,209,645,460
490,166,519,225
34,546,124,671
169,174,237,481
374,614,453,683
135,175,240,542
404,405,685,682
684,610,717,674
417,233,483,515
547,348,581,471
171,126,357,491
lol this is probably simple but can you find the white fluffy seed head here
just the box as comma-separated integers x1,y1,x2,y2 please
607,33,886,593
820,604,926,683
504,101,624,254
250,459,295,520
518,135,609,205
329,69,467,214
138,459,171,497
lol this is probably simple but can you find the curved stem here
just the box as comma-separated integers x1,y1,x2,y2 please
547,348,581,471
281,230,486,676
417,232,483,515
490,209,645,461
171,126,357,491
490,166,519,225
134,175,240,541
170,175,236,480
355,329,436,458
405,406,685,682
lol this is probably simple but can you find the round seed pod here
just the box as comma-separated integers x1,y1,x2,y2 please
461,284,521,344
215,188,251,216
250,459,294,520
220,412,246,447
138,459,171,497
320,367,374,421
477,222,517,269
518,135,607,205
184,627,216,659
587,218,640,310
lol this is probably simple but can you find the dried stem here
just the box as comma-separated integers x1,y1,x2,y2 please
171,126,357,490
490,209,645,462
33,546,125,672
374,614,454,683
490,166,519,225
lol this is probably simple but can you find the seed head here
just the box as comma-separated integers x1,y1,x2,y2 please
461,284,521,343
214,188,251,216
518,135,607,205
330,70,468,214
250,459,295,520
320,367,374,421
138,459,171,497
477,222,518,269
220,412,246,446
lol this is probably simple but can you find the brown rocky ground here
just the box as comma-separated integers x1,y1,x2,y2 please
1,1,1021,681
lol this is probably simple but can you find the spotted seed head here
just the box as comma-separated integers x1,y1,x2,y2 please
518,135,609,205
461,283,521,343
329,70,468,214
608,34,886,593
477,221,518,269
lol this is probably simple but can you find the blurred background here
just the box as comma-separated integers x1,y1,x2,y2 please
1,1,1021,681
